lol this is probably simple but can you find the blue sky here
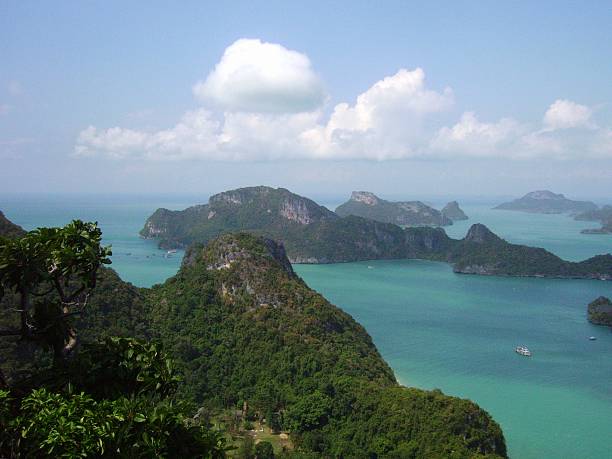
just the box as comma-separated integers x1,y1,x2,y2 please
1,1,611,200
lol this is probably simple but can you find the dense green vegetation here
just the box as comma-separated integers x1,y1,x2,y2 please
145,233,506,457
1,217,508,458
587,296,612,326
335,191,452,226
141,186,612,280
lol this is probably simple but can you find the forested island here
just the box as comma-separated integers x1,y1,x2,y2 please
335,191,452,226
141,186,612,280
494,190,597,214
441,201,469,221
587,296,612,326
575,206,612,234
0,213,507,457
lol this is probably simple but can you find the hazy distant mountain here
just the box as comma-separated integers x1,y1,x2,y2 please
494,190,597,214
441,201,468,221
335,191,452,226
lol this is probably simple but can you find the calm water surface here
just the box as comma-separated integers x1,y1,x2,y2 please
2,195,611,458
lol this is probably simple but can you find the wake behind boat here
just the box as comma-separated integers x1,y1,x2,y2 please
515,346,532,357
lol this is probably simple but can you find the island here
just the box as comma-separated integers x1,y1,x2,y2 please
141,186,612,280
441,200,469,221
494,190,597,215
575,205,612,234
335,191,452,226
587,296,612,326
0,211,508,458
581,220,612,234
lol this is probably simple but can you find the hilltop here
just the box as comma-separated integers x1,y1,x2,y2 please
335,191,452,226
494,191,597,215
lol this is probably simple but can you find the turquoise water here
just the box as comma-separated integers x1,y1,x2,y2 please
441,204,612,262
0,194,194,287
1,195,611,458
295,260,612,459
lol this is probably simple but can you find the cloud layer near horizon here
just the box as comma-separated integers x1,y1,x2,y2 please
75,38,612,161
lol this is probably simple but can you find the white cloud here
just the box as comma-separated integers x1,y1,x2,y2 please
76,109,220,160
301,68,454,160
543,99,592,130
74,39,612,162
430,112,522,158
193,39,325,113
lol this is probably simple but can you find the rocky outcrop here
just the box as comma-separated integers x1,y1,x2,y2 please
588,296,612,326
441,201,468,221
494,191,597,215
464,223,503,244
336,191,452,226
350,191,380,206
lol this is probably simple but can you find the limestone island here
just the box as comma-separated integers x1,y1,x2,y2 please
441,200,469,221
575,206,612,234
141,186,612,281
494,190,597,215
335,191,452,226
588,296,612,326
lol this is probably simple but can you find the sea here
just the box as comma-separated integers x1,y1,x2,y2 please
1,193,611,459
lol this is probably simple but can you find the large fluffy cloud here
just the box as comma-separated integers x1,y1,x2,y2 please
193,39,325,113
75,39,612,161
430,112,523,158
543,99,592,130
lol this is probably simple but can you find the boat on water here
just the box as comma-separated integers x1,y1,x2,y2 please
515,346,532,356
589,336,597,341
167,249,177,254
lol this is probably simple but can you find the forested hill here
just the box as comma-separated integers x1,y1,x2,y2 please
145,233,507,457
140,187,612,280
1,214,507,457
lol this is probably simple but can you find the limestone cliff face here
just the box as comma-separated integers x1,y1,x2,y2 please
279,197,317,225
350,191,380,206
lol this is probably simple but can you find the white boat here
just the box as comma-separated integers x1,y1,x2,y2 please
167,249,177,254
515,346,532,357
589,336,597,341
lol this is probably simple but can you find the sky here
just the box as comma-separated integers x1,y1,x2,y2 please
1,1,612,201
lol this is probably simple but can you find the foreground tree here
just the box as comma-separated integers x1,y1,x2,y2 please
0,220,111,365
